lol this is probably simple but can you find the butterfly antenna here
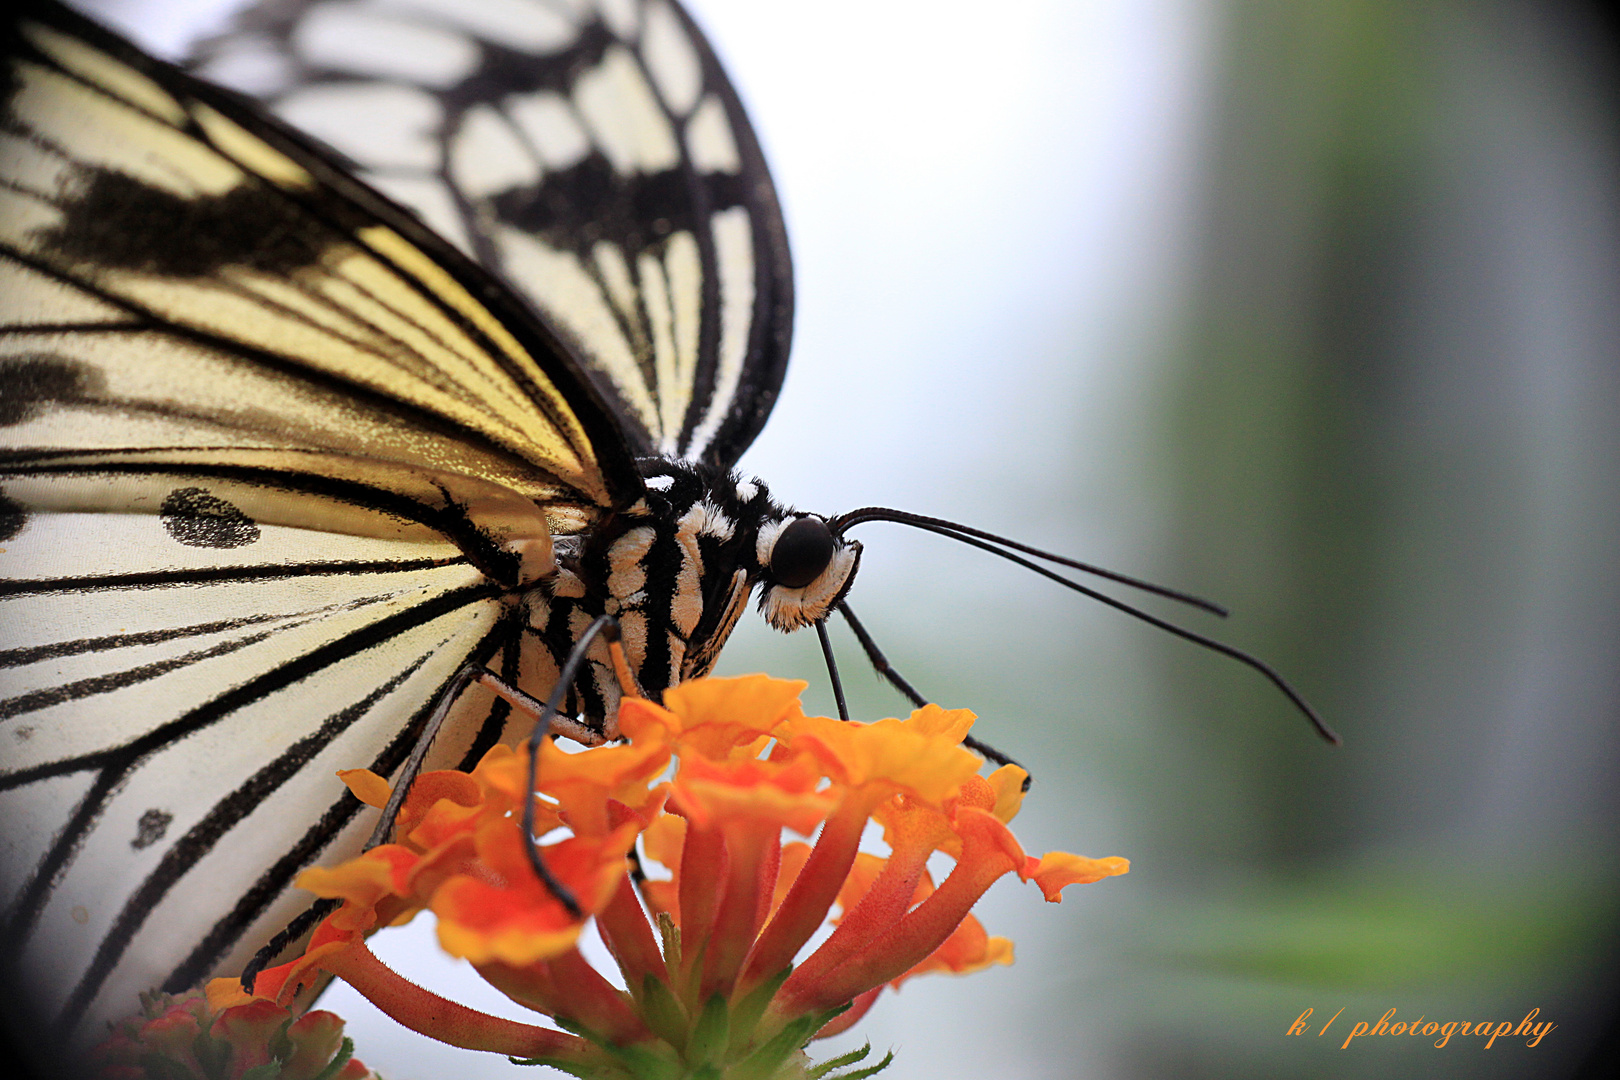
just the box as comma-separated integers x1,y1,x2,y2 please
832,507,1229,616
832,516,1340,745
815,619,851,721
519,614,626,919
838,602,1033,788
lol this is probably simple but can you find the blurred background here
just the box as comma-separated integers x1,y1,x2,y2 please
65,1,1620,1076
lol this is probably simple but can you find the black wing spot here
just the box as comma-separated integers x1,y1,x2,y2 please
160,488,261,548
38,167,346,279
492,158,698,252
0,490,27,543
131,809,173,850
0,354,102,427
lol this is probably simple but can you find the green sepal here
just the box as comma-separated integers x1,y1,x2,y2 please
266,1018,296,1067
823,1049,894,1080
551,1016,618,1052
727,1004,849,1080
552,1018,682,1080
656,912,682,972
309,1035,358,1080
676,940,707,1005
190,1023,234,1079
685,994,730,1066
639,973,690,1049
806,1044,871,1080
725,968,790,1057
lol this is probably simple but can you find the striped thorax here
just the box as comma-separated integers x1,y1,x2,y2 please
522,458,861,737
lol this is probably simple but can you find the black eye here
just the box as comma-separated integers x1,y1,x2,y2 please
770,517,834,589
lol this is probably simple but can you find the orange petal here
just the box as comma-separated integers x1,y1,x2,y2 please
986,764,1029,824
670,754,835,836
641,811,687,875
435,881,586,966
778,713,982,805
338,769,392,810
397,769,485,840
406,795,488,852
204,978,254,1012
901,703,978,744
616,696,681,744
891,913,1012,987
431,825,637,966
661,674,807,761
1023,851,1130,901
873,793,960,861
538,737,673,835
296,846,415,909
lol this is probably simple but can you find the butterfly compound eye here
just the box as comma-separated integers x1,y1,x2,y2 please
770,516,835,589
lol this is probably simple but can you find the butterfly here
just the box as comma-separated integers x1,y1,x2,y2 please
0,0,819,1045
0,0,1333,1056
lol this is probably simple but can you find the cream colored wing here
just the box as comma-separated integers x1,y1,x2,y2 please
3,0,645,537
0,0,641,1047
192,0,795,467
0,480,529,1045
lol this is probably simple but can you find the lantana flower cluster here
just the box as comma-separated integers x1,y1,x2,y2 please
213,676,1127,1079
93,988,378,1079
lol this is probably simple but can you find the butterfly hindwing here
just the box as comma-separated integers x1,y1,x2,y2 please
0,482,530,1034
191,0,794,467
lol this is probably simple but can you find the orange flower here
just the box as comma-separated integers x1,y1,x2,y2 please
223,675,1126,1079
93,989,378,1079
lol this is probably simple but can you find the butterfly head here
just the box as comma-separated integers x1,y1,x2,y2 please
755,512,862,632
625,459,863,642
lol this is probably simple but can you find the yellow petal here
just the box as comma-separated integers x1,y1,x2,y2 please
986,765,1029,823
337,768,392,809
1024,851,1130,901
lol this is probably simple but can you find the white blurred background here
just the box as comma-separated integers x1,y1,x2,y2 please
65,2,1620,1077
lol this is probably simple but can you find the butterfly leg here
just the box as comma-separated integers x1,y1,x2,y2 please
507,613,633,918
240,622,637,990
384,616,630,920
814,619,850,721
239,899,340,994
239,659,519,992
836,602,1032,786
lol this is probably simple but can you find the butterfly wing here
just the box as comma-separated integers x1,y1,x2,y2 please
0,496,520,1043
0,0,640,1041
191,0,794,468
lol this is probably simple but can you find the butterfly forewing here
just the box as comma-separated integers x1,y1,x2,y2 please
192,0,794,467
2,4,642,524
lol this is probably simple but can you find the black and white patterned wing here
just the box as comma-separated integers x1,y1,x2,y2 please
0,487,527,1045
193,0,795,468
0,0,641,1043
